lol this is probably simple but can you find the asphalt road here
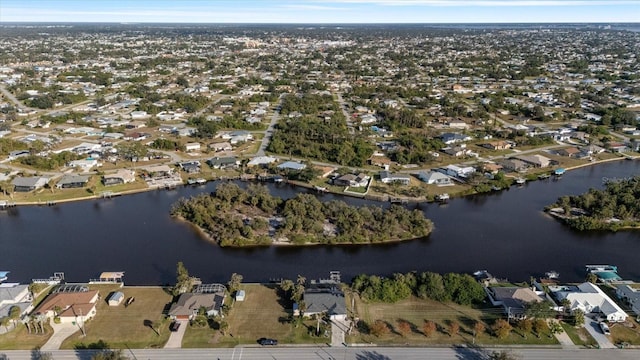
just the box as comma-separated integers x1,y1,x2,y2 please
2,346,639,360
256,94,285,157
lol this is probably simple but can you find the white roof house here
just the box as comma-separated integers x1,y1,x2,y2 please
554,282,627,322
418,171,453,186
247,156,277,167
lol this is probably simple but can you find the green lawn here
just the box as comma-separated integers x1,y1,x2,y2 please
611,321,640,346
182,284,324,348
350,295,558,346
560,322,597,347
59,285,172,349
0,323,53,350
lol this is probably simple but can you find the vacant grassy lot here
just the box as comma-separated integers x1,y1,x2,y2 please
60,285,172,349
560,322,597,347
182,284,322,348
350,295,558,346
611,320,640,346
0,323,53,350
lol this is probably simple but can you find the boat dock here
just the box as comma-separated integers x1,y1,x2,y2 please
0,201,16,209
32,272,65,285
89,271,125,285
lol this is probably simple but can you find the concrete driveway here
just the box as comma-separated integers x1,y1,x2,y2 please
164,320,187,348
584,319,615,349
41,322,81,351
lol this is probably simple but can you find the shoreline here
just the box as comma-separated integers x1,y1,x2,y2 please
1,156,634,208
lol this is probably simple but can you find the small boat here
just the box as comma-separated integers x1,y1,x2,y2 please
186,178,197,185
538,174,550,180
0,271,9,283
545,271,560,279
436,193,450,202
195,178,207,185
491,185,502,191
554,168,566,176
314,186,328,193
515,177,526,185
125,297,135,307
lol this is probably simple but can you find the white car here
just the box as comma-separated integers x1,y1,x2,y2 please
599,322,611,335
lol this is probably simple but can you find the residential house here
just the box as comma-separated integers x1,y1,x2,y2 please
303,286,347,321
103,169,136,186
141,165,173,178
418,171,453,186
207,157,239,169
379,171,411,185
333,173,370,187
481,141,512,151
487,286,545,320
480,163,503,174
448,119,469,129
11,176,48,192
184,142,201,152
56,174,90,189
8,150,30,161
500,159,528,172
551,282,627,322
513,154,552,168
608,143,628,153
33,289,99,324
177,161,201,174
209,142,233,152
441,145,469,157
557,147,581,157
0,283,33,321
580,144,606,155
247,156,277,167
440,133,472,145
615,284,640,316
442,165,475,178
277,161,307,171
68,158,100,171
168,291,226,321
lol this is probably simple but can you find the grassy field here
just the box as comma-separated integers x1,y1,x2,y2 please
59,285,172,350
560,322,597,347
350,295,558,346
182,284,323,348
611,320,640,346
0,323,53,350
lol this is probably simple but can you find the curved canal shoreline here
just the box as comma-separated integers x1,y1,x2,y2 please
2,156,633,208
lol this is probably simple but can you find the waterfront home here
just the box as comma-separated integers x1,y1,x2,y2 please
277,161,307,171
177,161,201,174
141,165,173,178
168,291,225,321
513,154,552,168
550,282,627,322
103,169,136,186
0,283,33,322
440,132,472,145
486,286,545,320
442,165,475,178
479,162,503,175
11,176,48,192
557,147,581,157
500,159,528,172
379,171,411,186
615,284,640,316
207,156,239,170
418,171,453,186
34,289,99,324
247,156,277,167
333,173,370,187
302,286,347,321
56,174,90,189
608,143,628,153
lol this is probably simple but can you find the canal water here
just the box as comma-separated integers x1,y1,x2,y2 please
1,160,639,285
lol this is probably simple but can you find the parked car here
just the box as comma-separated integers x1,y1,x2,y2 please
599,322,611,335
258,338,278,346
170,321,181,332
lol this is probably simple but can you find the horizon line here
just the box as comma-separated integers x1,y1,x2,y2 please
2,21,639,24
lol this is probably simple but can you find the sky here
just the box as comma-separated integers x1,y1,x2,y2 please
1,0,639,24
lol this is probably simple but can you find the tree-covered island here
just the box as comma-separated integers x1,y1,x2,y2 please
546,176,640,231
171,183,433,246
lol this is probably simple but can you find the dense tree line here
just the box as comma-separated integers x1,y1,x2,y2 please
171,183,433,247
269,95,374,166
18,151,82,171
351,271,485,306
548,176,640,230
